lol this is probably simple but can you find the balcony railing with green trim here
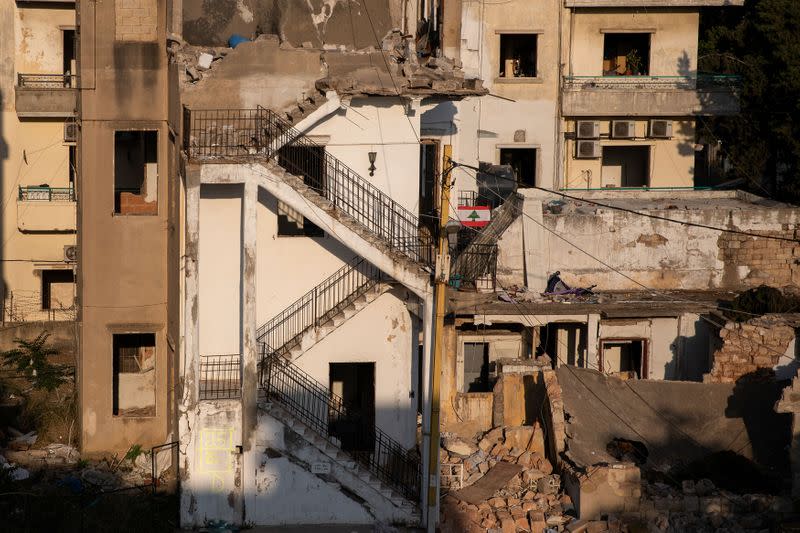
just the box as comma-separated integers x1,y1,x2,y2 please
19,186,75,202
563,74,742,90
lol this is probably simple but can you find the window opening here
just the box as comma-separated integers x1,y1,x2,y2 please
41,269,75,310
463,341,493,392
601,339,646,379
500,148,537,188
603,33,650,76
113,333,156,416
114,131,158,215
62,29,76,86
601,146,650,188
499,34,538,78
277,146,325,237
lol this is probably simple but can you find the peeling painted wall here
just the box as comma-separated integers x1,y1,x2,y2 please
499,190,800,292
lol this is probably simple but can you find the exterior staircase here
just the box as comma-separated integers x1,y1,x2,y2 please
282,89,328,125
184,105,433,297
256,256,392,361
259,352,422,524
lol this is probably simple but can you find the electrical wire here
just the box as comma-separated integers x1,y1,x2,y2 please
451,160,799,242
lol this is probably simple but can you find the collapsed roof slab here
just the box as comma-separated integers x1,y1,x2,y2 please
555,366,790,475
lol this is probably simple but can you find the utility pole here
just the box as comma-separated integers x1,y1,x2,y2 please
426,144,453,532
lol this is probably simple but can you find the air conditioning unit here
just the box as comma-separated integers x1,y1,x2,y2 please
611,120,636,139
576,140,601,159
64,245,77,263
576,120,600,139
64,120,77,143
649,119,673,138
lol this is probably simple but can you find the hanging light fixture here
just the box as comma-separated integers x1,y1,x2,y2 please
368,151,377,176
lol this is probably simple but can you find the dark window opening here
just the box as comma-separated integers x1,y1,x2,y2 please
114,131,158,215
113,333,156,417
419,141,439,218
63,29,76,81
601,146,650,188
500,148,537,188
603,33,650,76
68,146,76,190
601,339,646,379
464,341,494,392
499,34,538,78
277,145,325,237
329,363,375,453
538,323,588,368
41,269,75,310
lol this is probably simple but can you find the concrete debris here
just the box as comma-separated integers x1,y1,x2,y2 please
8,429,37,450
443,436,479,458
196,53,214,70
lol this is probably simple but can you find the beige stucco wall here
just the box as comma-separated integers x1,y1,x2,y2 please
79,0,173,454
568,9,700,77
0,3,76,314
563,119,696,188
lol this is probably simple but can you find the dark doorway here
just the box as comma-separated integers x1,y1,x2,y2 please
277,145,325,236
62,29,76,84
601,146,650,188
419,141,439,218
603,33,650,75
601,339,647,378
463,341,492,392
540,323,588,368
500,148,537,188
329,362,375,453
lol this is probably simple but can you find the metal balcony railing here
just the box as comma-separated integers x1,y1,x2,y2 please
256,257,385,355
17,73,77,89
183,106,433,268
19,186,75,202
260,349,421,501
563,74,742,90
199,354,242,400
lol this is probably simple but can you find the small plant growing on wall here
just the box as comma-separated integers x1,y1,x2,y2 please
625,49,643,75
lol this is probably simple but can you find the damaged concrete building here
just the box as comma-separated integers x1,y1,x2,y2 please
62,0,800,530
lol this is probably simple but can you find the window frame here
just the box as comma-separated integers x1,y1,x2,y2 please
112,129,159,216
111,331,158,418
495,30,544,84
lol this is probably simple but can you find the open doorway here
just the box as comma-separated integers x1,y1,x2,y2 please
329,363,375,453
539,323,588,368
601,146,650,188
62,29,76,86
601,339,647,378
277,145,325,236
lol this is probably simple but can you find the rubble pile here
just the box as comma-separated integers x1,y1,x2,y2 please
439,424,576,532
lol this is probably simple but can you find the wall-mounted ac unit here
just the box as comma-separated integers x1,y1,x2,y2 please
64,120,77,143
576,120,600,139
611,120,636,139
649,119,673,139
576,140,601,159
64,245,77,263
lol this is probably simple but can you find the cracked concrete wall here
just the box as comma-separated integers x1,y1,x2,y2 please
182,0,403,49
497,190,800,292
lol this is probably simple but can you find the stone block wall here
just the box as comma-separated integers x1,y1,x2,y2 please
704,315,796,383
115,0,157,42
718,227,800,288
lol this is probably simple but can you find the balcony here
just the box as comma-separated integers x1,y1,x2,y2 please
15,74,78,118
561,74,741,117
18,186,76,232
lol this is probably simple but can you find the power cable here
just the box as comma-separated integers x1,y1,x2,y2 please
451,160,799,243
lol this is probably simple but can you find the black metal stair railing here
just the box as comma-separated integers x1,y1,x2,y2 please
260,347,421,501
256,256,385,355
183,106,434,268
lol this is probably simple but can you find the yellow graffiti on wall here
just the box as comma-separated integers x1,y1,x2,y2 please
198,428,234,493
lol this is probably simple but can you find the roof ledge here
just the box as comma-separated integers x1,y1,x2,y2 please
565,0,744,7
